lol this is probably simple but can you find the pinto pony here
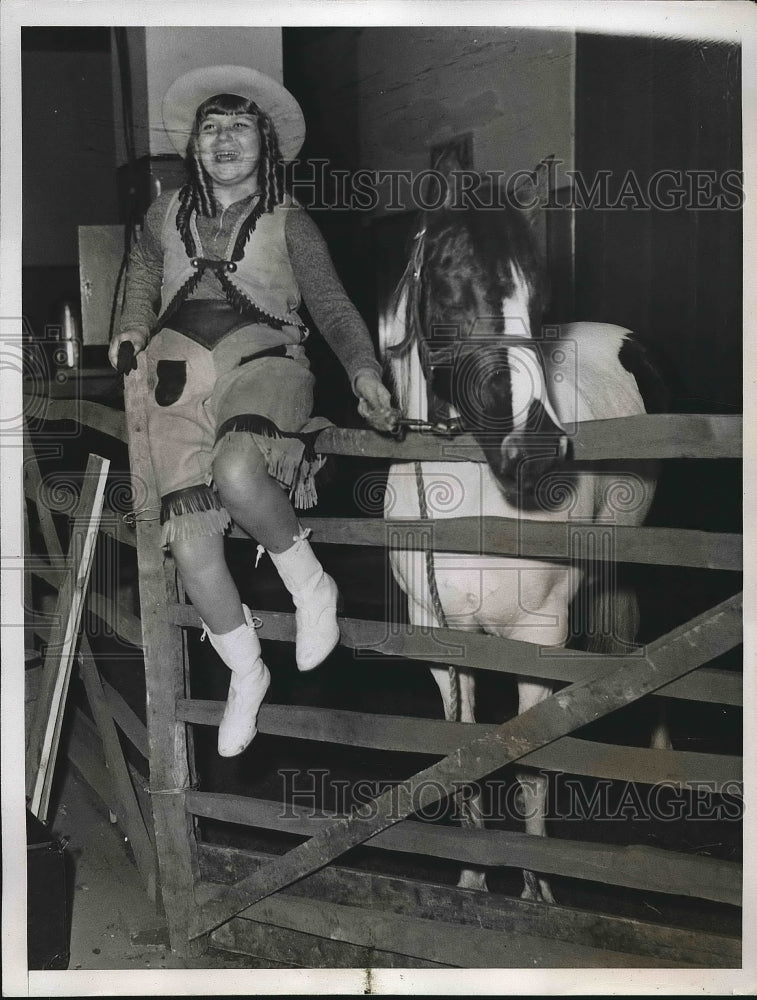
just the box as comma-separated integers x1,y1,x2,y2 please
380,160,667,901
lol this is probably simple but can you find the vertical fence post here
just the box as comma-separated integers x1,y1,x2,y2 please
124,355,205,956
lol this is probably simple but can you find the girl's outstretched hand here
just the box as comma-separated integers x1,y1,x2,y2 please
355,373,400,433
108,330,147,370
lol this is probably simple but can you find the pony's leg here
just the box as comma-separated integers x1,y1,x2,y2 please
516,678,556,904
407,597,488,891
586,576,673,751
428,661,488,891
650,700,673,750
479,569,568,905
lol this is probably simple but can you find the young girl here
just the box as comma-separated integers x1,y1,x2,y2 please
109,66,396,757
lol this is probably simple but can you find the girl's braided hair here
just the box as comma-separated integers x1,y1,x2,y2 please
176,92,285,242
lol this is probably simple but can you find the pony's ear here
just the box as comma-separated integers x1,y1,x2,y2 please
508,154,555,226
429,144,471,209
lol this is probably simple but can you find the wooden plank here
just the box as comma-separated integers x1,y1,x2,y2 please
199,843,740,968
178,701,741,790
205,891,690,968
23,393,128,444
69,706,154,847
189,792,741,906
212,918,448,969
67,708,118,815
310,414,741,461
25,423,156,895
124,354,204,957
191,593,741,938
566,414,741,460
658,668,742,707
98,506,138,549
102,679,149,759
85,590,143,647
26,454,110,820
27,399,740,462
169,605,742,707
289,516,742,572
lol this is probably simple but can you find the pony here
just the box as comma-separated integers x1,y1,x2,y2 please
379,157,668,902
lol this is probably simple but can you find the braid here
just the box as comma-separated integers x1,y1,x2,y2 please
175,184,197,256
256,109,285,213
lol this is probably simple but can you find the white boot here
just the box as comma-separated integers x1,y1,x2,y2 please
201,604,271,757
267,528,340,672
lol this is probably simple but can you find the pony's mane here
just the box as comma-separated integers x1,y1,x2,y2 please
380,184,547,418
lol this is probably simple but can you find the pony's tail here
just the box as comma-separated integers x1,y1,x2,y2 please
569,569,640,655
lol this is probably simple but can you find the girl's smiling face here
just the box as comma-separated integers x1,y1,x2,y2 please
197,113,261,192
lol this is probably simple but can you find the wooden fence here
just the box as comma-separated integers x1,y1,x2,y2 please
23,363,742,969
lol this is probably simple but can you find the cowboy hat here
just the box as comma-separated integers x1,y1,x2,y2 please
162,65,305,161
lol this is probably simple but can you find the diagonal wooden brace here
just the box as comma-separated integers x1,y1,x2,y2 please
26,453,110,819
191,591,742,939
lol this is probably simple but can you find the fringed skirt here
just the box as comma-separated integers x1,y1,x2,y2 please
144,325,331,547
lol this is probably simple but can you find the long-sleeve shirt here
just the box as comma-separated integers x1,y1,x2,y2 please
119,191,382,389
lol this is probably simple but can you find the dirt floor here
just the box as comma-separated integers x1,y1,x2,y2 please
44,764,277,972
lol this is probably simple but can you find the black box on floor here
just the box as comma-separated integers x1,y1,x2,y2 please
27,810,70,970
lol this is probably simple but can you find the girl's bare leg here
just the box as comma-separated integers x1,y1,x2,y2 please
213,444,339,672
170,532,244,634
212,444,300,554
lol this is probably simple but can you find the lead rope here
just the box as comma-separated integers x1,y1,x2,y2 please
414,462,475,830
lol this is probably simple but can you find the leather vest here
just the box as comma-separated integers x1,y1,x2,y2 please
158,191,302,330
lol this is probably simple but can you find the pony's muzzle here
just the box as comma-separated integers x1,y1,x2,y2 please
501,431,569,468
497,432,570,501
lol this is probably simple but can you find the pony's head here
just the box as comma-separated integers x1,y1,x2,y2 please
385,154,568,507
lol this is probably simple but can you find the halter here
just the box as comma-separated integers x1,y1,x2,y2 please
401,226,463,434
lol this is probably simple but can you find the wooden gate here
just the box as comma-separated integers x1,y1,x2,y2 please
26,355,740,968
116,354,742,968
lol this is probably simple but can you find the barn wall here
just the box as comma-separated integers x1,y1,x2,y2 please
22,40,118,268
21,29,119,341
574,35,742,411
286,26,575,206
355,27,574,186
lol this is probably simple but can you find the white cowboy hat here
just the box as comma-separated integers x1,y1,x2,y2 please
162,65,305,161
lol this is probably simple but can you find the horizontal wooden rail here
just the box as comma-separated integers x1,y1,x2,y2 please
311,414,741,461
200,843,740,968
28,479,739,570
177,700,741,790
170,605,742,707
293,516,741,571
23,394,740,461
188,792,741,907
25,399,740,461
212,888,675,969
23,394,128,444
